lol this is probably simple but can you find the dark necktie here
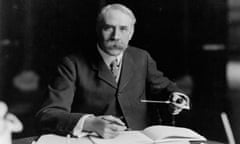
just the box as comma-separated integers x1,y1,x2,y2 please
110,59,119,81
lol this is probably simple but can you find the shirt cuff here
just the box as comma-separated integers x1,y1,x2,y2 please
72,114,94,137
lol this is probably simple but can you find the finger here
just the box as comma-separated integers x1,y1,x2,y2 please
109,123,127,131
171,95,190,110
102,132,119,139
169,105,182,115
171,101,190,112
172,101,186,108
100,126,121,139
172,92,190,104
172,95,183,103
100,115,125,126
172,109,182,115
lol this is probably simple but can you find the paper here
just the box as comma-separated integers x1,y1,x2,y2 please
90,125,206,144
35,125,206,144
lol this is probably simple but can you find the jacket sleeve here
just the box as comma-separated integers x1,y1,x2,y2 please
145,52,185,100
35,56,83,135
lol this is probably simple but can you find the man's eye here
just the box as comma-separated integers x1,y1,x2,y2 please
120,27,128,31
103,26,112,31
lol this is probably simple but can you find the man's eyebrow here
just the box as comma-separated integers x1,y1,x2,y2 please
102,24,113,28
120,25,128,28
102,23,129,28
104,24,112,26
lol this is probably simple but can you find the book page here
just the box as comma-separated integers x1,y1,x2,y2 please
35,134,92,144
90,131,153,144
142,125,206,143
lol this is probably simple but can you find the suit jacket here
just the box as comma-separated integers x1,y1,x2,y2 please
36,46,184,135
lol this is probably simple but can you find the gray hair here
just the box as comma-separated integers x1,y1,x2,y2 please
97,3,136,25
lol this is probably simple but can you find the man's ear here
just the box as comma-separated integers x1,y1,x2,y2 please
128,26,135,40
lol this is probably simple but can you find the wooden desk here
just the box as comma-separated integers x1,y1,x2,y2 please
13,136,92,144
13,136,225,144
13,136,37,144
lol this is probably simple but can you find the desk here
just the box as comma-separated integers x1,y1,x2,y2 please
13,136,225,144
13,137,37,144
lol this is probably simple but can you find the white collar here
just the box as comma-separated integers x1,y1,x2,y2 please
97,45,123,68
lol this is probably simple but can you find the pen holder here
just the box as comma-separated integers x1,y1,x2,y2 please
0,101,23,144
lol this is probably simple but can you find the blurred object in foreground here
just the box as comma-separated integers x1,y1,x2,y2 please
13,70,39,92
175,75,193,96
0,101,23,144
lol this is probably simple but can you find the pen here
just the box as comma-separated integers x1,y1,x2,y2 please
102,117,126,126
140,99,171,104
140,99,190,110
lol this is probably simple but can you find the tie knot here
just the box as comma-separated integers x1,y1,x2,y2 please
110,59,119,70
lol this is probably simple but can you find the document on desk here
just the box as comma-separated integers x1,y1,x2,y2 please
34,134,92,144
90,125,207,144
34,125,206,144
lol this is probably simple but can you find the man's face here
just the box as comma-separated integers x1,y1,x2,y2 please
98,9,134,56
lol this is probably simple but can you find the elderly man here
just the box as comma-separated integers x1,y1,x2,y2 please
36,3,190,139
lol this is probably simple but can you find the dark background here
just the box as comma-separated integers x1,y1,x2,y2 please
0,0,233,143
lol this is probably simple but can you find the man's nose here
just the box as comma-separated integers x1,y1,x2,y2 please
112,28,121,40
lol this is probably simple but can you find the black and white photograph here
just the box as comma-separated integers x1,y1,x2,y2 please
0,0,239,144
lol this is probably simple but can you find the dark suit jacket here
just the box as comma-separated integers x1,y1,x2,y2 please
36,46,184,135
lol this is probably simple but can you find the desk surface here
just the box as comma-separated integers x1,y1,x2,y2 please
13,136,37,144
13,136,225,144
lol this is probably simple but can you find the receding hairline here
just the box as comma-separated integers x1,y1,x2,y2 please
97,4,136,25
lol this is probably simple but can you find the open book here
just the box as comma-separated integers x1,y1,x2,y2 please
90,125,206,144
35,125,206,144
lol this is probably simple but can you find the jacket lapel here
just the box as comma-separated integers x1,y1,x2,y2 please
91,52,118,88
118,51,134,92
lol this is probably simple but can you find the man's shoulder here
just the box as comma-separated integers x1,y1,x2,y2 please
60,52,89,67
63,50,91,61
127,46,149,56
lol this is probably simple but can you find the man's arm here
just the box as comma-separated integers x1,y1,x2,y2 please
35,57,82,135
145,52,190,115
36,57,127,138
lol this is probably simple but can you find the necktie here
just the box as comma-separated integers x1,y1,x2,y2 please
110,59,119,81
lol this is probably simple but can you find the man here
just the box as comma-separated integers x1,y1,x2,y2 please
36,3,190,139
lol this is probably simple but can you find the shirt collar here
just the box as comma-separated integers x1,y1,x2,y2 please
97,45,123,67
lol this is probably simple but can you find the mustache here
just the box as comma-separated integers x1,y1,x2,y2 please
107,41,125,49
109,45,124,50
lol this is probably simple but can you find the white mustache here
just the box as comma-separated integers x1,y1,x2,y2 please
107,41,125,49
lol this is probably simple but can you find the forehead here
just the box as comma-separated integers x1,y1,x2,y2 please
103,9,133,26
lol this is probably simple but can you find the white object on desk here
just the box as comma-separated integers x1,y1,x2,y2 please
35,134,92,144
221,112,236,144
35,125,206,144
35,134,191,144
90,125,205,144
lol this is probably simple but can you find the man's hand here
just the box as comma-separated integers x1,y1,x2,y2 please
83,115,127,139
169,92,190,115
